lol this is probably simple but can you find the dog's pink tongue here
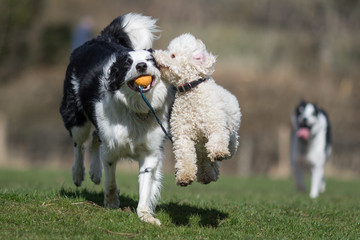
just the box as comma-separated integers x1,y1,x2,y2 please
297,127,310,140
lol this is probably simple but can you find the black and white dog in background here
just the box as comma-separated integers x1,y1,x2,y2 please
60,13,173,225
291,100,331,198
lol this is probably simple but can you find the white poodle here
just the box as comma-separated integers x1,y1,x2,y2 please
153,33,241,186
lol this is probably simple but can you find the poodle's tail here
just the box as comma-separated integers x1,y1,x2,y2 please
101,13,160,50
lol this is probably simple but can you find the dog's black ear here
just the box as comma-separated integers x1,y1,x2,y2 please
295,99,306,114
313,103,320,116
106,53,130,91
108,65,123,91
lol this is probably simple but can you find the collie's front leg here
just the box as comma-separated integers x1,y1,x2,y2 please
310,164,324,199
137,154,162,226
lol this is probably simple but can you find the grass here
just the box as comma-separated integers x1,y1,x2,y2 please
0,168,359,239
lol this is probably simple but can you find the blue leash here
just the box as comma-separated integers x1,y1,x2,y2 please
139,87,173,143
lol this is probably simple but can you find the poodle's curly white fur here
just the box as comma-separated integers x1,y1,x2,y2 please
154,33,241,186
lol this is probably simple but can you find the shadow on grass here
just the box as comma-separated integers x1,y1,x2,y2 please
59,188,228,227
59,188,138,209
159,202,228,228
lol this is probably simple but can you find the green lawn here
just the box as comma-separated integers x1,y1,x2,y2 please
0,168,359,239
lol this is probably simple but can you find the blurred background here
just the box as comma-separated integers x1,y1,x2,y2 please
0,0,359,178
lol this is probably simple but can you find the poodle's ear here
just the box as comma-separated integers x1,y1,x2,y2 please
193,52,206,63
192,39,207,63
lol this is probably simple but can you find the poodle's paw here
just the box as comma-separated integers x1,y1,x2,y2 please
207,147,231,162
197,172,218,184
104,189,120,209
197,176,213,184
175,169,196,187
197,163,219,184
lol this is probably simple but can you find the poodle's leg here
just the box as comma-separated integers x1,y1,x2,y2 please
197,158,220,184
173,137,198,186
205,126,231,162
102,147,119,209
70,122,91,187
89,130,102,184
137,154,163,226
227,132,239,159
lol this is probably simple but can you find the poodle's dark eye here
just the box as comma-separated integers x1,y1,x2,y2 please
171,54,176,59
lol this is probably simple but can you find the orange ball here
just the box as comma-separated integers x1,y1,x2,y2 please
135,76,152,87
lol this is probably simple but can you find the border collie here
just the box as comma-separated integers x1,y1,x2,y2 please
290,100,331,198
60,13,173,225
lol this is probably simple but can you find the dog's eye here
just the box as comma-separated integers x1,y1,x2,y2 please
124,58,133,69
146,57,155,63
171,54,176,59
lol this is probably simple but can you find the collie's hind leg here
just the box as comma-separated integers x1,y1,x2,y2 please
70,122,91,187
89,130,102,184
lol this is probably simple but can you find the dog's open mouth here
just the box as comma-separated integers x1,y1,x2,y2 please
297,127,310,140
127,75,155,93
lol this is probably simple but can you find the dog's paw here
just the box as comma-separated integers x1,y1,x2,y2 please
175,169,196,187
72,165,85,187
139,213,161,226
197,162,219,184
104,189,120,209
207,148,231,162
197,171,218,184
89,168,102,185
310,192,319,199
176,179,194,187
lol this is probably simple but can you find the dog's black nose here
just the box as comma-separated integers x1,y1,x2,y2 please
136,62,147,73
301,118,308,127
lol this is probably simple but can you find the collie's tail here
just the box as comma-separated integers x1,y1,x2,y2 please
101,13,160,50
